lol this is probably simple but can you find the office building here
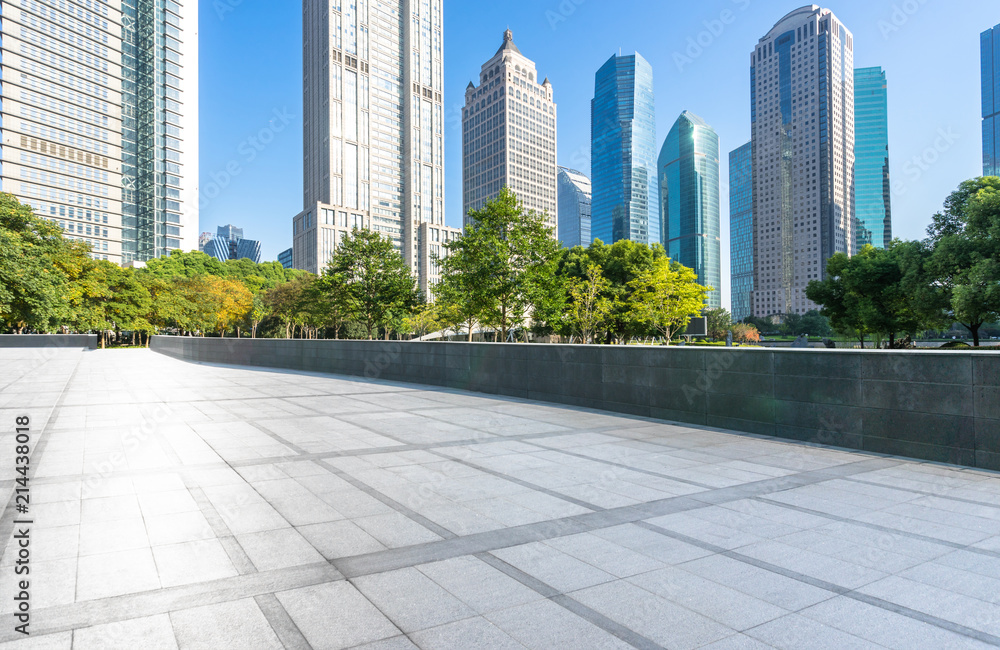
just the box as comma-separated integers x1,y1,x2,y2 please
983,24,1000,176
198,232,214,252
120,0,200,262
278,248,293,269
658,111,721,309
463,29,557,233
1,0,198,265
729,142,754,323
750,6,855,318
557,167,591,248
854,67,891,249
591,53,658,246
292,0,459,297
203,225,260,264
1,0,125,262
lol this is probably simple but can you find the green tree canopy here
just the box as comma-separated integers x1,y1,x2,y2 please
439,188,560,342
319,228,419,339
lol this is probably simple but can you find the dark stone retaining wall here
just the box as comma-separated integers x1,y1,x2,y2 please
0,335,98,350
150,336,1000,471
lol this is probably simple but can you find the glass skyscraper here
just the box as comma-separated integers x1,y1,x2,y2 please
751,6,855,318
729,142,754,323
1,0,198,265
591,53,658,246
658,111,721,309
557,167,592,248
982,24,1000,176
120,0,200,263
854,67,892,250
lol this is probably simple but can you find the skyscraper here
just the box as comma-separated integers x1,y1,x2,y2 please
982,24,1000,176
658,111,721,309
729,142,754,323
204,225,261,264
463,30,557,233
854,67,891,250
120,0,200,263
557,167,591,248
292,0,459,296
751,6,855,318
1,0,198,265
591,53,658,246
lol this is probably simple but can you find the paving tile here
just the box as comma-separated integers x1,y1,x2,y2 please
409,616,527,649
73,614,177,649
416,556,542,614
570,579,735,649
298,520,387,559
745,613,879,650
485,599,634,650
490,542,616,593
236,528,325,571
151,539,239,588
629,566,789,631
353,567,476,633
76,548,160,601
276,581,400,649
144,511,215,546
170,598,283,649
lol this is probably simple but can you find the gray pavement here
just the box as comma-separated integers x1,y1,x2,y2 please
0,347,999,649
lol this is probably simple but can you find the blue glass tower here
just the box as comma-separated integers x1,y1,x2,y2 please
591,53,658,246
729,142,754,323
658,112,721,309
982,24,1000,176
557,167,592,248
854,67,892,249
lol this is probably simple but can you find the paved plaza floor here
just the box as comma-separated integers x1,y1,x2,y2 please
0,348,999,649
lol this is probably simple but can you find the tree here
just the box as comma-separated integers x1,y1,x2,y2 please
565,263,613,344
925,177,1000,346
0,193,86,333
404,303,442,340
627,258,710,344
732,323,760,344
322,228,418,340
249,294,270,338
443,188,560,342
264,274,312,339
205,276,252,337
705,308,732,341
807,244,933,347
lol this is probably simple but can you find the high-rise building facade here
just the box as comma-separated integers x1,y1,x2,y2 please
729,142,754,323
751,6,855,318
120,0,200,263
591,53,658,246
293,0,459,297
854,67,891,250
203,224,260,264
982,24,1000,176
463,30,557,233
557,167,591,248
278,248,293,269
1,0,198,265
1,0,125,262
658,111,721,309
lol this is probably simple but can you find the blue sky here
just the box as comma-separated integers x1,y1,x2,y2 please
200,1,993,306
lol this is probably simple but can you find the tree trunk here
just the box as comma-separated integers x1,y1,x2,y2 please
888,332,896,349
